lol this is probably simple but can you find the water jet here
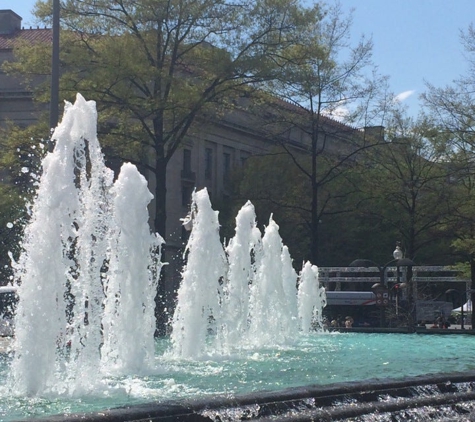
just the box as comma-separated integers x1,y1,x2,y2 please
1,94,475,421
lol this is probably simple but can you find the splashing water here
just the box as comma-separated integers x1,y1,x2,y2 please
247,216,297,348
169,195,327,358
9,94,164,396
101,163,163,375
6,93,326,404
170,189,228,358
298,262,326,332
221,201,261,350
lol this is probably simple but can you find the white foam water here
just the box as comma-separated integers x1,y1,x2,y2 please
9,94,164,396
298,262,327,332
170,188,228,358
170,197,327,357
5,93,326,402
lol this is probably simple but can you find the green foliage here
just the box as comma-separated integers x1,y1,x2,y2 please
230,110,460,268
6,0,326,236
236,151,312,264
354,113,454,263
240,2,390,265
232,147,365,265
421,24,475,269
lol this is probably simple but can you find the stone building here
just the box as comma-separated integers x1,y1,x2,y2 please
0,9,381,314
0,10,50,126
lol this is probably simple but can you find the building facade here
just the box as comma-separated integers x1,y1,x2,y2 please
0,9,381,315
0,10,50,126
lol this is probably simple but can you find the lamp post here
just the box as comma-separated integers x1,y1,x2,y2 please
392,283,401,316
349,242,415,329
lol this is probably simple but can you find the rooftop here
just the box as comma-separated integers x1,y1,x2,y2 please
0,9,52,49
0,28,52,49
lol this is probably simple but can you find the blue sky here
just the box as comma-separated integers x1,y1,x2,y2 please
339,0,475,117
6,0,475,117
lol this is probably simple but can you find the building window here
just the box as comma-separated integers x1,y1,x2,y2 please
181,148,195,181
205,147,213,179
223,152,231,182
183,149,192,174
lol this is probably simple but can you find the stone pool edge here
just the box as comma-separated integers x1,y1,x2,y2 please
12,371,475,422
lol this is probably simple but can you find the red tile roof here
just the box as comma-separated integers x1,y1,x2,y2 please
0,28,52,49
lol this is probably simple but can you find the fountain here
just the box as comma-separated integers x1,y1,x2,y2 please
1,94,475,421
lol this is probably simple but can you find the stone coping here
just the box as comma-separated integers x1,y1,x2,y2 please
11,371,475,422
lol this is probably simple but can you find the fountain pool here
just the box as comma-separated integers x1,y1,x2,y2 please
2,94,475,422
2,332,475,420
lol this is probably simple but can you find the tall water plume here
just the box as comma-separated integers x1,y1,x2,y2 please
220,201,261,351
101,163,164,375
281,246,299,332
170,188,227,358
247,217,297,348
170,196,327,358
10,94,162,395
298,262,327,332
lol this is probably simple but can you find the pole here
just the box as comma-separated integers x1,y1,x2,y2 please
395,289,399,316
396,265,400,320
407,266,415,332
50,0,60,132
379,267,384,327
471,257,475,330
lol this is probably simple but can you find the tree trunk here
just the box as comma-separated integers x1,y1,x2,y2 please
310,106,320,265
153,158,167,238
310,181,319,265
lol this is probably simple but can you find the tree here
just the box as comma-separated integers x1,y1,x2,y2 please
355,111,453,263
421,23,475,326
422,23,475,151
6,0,322,239
234,147,366,266
244,2,390,264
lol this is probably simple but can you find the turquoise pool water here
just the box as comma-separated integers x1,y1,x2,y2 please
1,332,474,420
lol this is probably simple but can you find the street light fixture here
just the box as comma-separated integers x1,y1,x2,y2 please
393,244,403,260
349,242,416,328
349,243,414,287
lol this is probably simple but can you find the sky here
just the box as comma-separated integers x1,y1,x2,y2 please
5,0,475,117
338,0,475,117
